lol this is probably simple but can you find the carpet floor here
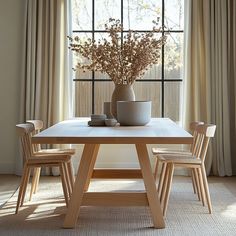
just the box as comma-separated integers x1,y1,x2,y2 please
0,176,236,236
0,175,20,208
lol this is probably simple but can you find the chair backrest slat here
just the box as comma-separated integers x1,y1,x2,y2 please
20,138,27,163
192,124,216,161
189,121,204,153
16,123,35,162
200,137,211,162
194,133,204,158
26,120,43,132
26,120,43,152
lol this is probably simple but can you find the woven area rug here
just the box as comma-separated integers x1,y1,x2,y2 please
0,177,236,236
0,175,20,208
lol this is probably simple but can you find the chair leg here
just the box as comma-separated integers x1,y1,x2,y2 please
193,168,202,201
15,164,28,214
63,162,72,197
158,162,167,197
67,161,74,192
29,168,38,201
200,165,212,213
34,167,41,193
153,158,159,182
20,166,31,207
59,163,69,207
160,163,169,207
197,168,206,206
191,169,197,194
162,163,174,217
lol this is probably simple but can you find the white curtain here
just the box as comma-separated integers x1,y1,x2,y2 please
184,0,236,176
17,0,73,174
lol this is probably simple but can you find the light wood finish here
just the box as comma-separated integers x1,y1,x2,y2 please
59,163,69,206
192,168,201,201
156,124,216,216
152,121,204,154
32,118,192,229
26,120,43,152
153,121,204,201
32,118,193,145
63,144,100,228
197,168,206,206
91,169,143,178
15,123,74,214
84,144,100,191
135,144,165,228
157,163,167,197
160,163,169,206
81,192,149,206
162,163,174,216
191,169,197,194
26,120,75,201
29,168,39,200
67,161,75,193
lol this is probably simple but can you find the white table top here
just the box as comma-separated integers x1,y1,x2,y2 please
32,118,192,144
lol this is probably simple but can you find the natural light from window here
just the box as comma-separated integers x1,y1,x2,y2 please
71,0,184,122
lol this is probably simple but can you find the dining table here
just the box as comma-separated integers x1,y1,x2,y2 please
32,117,193,229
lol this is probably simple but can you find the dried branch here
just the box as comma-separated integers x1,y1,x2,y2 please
68,18,167,85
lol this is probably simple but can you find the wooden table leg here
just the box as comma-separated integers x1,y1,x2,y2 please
63,144,100,228
135,144,165,229
84,145,100,191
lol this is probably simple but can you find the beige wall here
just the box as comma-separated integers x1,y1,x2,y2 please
0,0,26,173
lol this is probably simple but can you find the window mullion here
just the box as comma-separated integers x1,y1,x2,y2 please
161,0,165,117
92,0,95,114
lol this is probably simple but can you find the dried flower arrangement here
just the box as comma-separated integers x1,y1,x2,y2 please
68,18,167,85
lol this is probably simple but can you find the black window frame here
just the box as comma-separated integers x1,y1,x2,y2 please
72,0,184,117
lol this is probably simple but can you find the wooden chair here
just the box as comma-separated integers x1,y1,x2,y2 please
152,121,204,200
155,124,216,216
15,123,74,214
26,120,75,201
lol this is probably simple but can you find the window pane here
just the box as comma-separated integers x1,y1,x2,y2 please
94,82,114,114
123,0,162,30
164,82,182,122
72,33,93,80
72,0,92,30
74,82,92,116
164,33,183,79
95,0,121,30
133,82,161,117
139,64,162,80
75,69,92,80
165,0,184,30
94,71,110,80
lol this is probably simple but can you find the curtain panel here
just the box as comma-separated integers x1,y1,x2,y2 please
184,0,236,176
18,0,73,174
20,0,73,125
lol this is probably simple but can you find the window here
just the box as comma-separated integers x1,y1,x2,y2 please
71,0,184,121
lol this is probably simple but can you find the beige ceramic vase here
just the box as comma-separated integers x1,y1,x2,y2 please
111,84,135,118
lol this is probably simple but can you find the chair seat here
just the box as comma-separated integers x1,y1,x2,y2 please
29,154,71,164
37,148,76,155
157,153,202,164
152,147,191,155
